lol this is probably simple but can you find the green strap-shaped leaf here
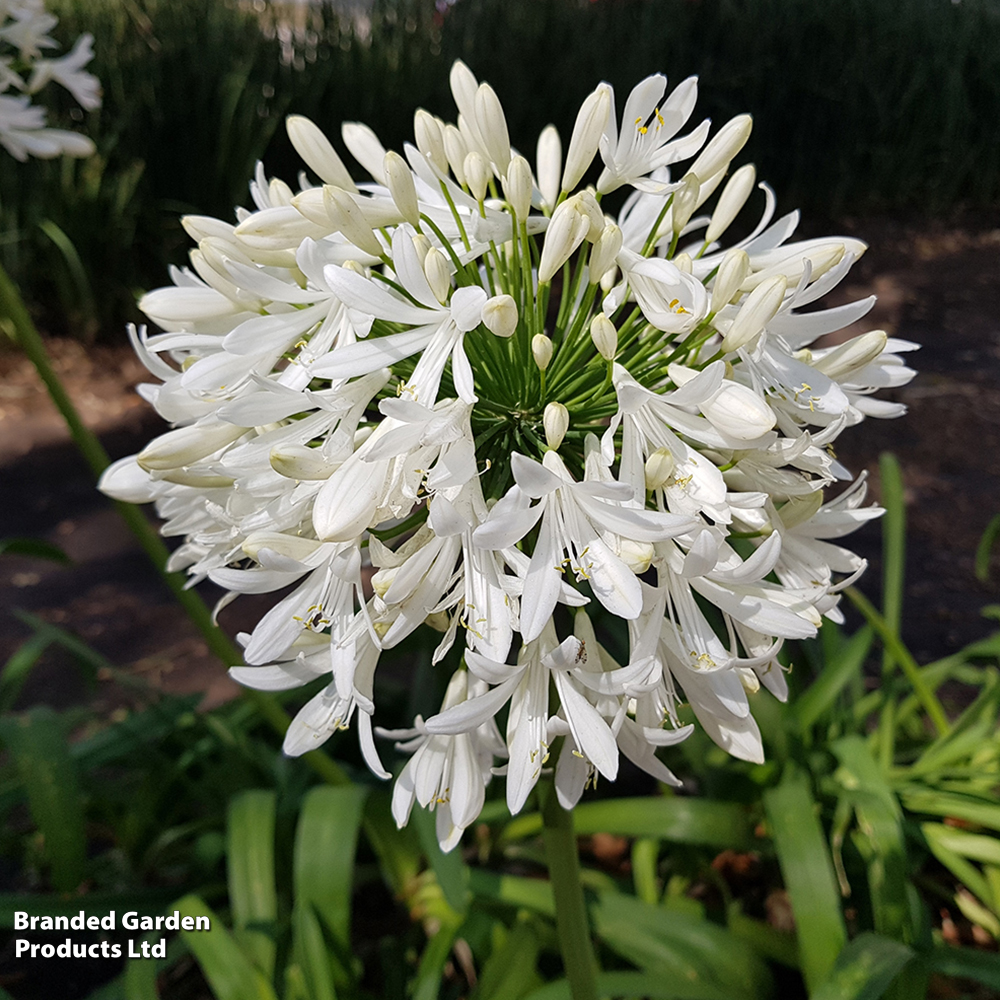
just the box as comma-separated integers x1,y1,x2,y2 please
929,945,1000,990
227,790,277,979
0,633,52,715
504,795,753,849
0,708,85,892
590,892,772,1000
810,933,913,1000
468,869,555,917
294,785,367,949
474,916,544,1000
412,911,462,1000
0,537,71,563
174,894,278,1000
412,805,471,914
290,902,338,1000
832,737,912,943
898,787,1000,832
124,946,161,1000
764,771,846,992
794,626,873,733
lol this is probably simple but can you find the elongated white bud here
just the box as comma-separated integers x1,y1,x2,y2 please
475,82,511,174
671,174,701,235
384,150,420,227
464,150,489,202
544,402,569,450
532,334,553,371
411,233,432,266
423,248,451,304
812,330,888,379
706,164,756,243
720,274,786,353
286,115,357,192
270,445,339,480
482,294,518,338
711,248,750,312
673,252,693,274
323,186,383,258
688,114,753,183
571,190,605,242
590,313,617,360
600,265,618,294
741,243,845,292
536,125,561,209
589,223,622,284
342,259,369,277
137,422,246,471
538,199,590,282
414,110,448,173
444,124,469,185
503,155,533,220
562,83,611,193
645,447,675,491
700,381,776,440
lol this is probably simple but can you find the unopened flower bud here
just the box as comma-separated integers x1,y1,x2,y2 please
720,274,786,353
706,164,756,244
414,109,448,173
688,114,753,183
563,83,611,193
711,248,750,312
644,447,675,491
671,173,701,235
544,402,569,450
475,83,511,174
323,186,383,258
411,233,432,266
444,124,469,185
269,445,339,480
532,334,553,371
589,223,622,284
571,190,605,242
600,266,618,293
536,125,561,208
342,259,369,277
590,313,617,360
464,150,489,202
812,330,888,379
137,422,246,472
503,155,533,220
741,243,845,292
286,115,357,192
384,150,420,227
538,200,590,282
673,252,693,274
482,294,518,338
423,248,451,304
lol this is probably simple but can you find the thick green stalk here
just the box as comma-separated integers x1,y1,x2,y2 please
540,782,600,1000
0,262,351,789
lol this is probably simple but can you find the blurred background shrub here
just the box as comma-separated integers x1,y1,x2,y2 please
1,0,998,342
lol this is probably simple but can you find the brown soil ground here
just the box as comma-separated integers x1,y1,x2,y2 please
1,214,999,714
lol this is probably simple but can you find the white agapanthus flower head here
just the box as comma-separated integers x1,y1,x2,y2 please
101,61,917,850
0,0,100,160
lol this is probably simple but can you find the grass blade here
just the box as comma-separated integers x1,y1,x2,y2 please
0,538,70,562
590,893,772,1000
504,796,753,850
795,626,874,733
0,633,52,715
0,708,86,892
294,786,367,949
975,512,1000,583
174,894,278,1000
810,932,913,1000
227,790,277,980
928,945,1000,990
763,771,846,992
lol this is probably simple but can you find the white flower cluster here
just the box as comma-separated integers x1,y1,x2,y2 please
101,62,916,850
0,0,100,160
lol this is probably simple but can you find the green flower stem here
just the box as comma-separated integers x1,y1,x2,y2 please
540,781,600,1000
0,261,350,789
